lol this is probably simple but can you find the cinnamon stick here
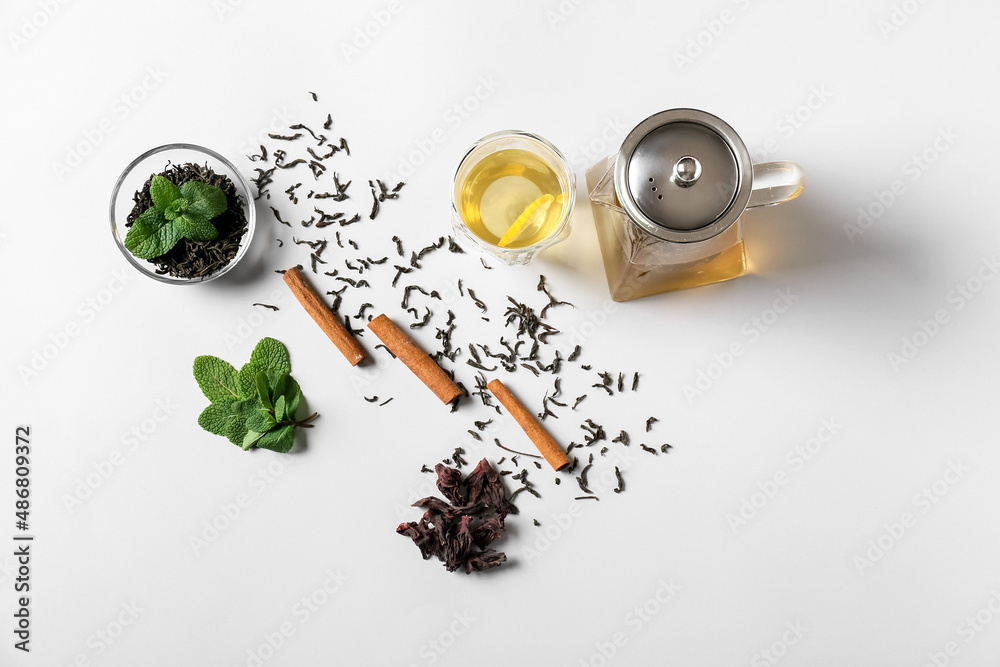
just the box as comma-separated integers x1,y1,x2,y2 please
487,379,569,471
367,314,461,404
282,266,367,366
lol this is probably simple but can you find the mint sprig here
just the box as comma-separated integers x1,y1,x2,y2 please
124,175,228,259
193,338,317,453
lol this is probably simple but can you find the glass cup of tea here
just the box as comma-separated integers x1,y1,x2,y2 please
451,130,576,266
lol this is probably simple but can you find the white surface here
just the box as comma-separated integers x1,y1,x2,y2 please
3,1,999,665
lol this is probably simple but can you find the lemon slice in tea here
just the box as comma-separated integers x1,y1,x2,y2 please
498,194,556,248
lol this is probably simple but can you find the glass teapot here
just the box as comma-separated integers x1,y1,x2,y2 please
586,109,805,301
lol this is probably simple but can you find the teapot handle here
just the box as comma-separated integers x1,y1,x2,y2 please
747,161,806,209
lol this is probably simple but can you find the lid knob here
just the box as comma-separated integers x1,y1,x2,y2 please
671,155,702,188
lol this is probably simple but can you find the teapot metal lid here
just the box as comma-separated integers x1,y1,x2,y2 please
614,109,752,243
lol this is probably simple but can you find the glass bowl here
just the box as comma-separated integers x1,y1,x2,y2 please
110,143,256,284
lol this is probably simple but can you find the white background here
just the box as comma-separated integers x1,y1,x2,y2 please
3,1,1000,666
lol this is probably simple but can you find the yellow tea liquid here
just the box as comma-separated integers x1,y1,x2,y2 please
457,149,566,249
586,155,747,301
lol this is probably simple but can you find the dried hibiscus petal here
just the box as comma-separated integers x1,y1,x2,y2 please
466,550,506,573
444,515,474,572
398,458,513,574
472,514,505,550
435,463,465,505
466,458,517,515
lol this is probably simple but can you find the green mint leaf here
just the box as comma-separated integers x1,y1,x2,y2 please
242,430,265,451
124,208,182,259
180,180,228,220
255,371,273,410
245,406,276,434
264,371,300,423
216,397,262,447
256,425,295,453
149,175,181,210
194,337,311,453
124,208,167,246
284,380,302,420
163,197,189,221
232,397,263,417
225,417,248,447
198,401,239,436
233,396,276,436
268,371,288,399
175,211,219,242
237,362,262,399
193,356,240,401
250,338,291,375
